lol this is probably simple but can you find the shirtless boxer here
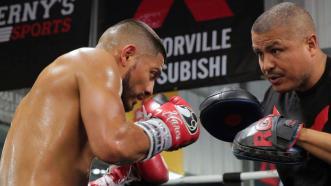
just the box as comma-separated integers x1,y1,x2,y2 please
0,19,200,186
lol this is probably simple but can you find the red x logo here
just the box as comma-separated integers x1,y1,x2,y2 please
134,0,234,29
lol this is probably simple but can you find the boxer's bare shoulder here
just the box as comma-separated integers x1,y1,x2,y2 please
30,47,122,98
0,47,123,186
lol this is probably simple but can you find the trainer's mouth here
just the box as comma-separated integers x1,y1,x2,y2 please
267,75,283,85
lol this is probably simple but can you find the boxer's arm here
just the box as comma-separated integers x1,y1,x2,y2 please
77,53,149,164
81,85,148,164
297,128,331,164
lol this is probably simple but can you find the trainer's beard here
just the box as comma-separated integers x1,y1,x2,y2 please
121,68,135,112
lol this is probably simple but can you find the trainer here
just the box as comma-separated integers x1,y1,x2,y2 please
0,19,200,186
232,2,331,186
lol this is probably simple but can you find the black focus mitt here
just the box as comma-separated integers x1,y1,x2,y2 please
199,87,262,142
232,114,307,164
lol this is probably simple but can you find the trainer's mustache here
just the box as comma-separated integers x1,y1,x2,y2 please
264,71,283,78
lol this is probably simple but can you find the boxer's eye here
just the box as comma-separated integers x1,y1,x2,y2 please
150,71,156,80
150,70,161,80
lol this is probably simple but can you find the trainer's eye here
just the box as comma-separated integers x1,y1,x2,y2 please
253,49,263,59
256,51,263,60
271,48,281,55
257,52,262,57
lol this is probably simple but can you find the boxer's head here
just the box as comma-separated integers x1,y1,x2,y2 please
97,19,166,111
121,52,164,111
251,2,323,93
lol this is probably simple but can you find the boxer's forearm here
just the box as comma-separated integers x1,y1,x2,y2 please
102,123,149,164
90,121,149,165
297,128,331,164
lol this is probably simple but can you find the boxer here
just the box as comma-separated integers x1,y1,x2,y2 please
0,19,200,186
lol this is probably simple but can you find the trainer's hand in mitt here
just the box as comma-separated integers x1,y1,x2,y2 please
232,114,307,164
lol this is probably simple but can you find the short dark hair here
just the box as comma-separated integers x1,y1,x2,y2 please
98,19,166,62
252,2,315,37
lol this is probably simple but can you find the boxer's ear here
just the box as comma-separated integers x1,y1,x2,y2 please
119,44,136,67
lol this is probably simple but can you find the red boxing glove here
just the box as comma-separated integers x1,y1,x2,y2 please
88,164,139,186
137,94,169,121
153,96,200,150
136,154,169,184
89,154,169,185
136,96,200,159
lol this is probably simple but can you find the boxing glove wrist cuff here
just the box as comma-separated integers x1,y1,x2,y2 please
135,118,172,160
273,116,303,150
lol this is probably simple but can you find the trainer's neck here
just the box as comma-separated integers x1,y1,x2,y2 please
298,51,327,92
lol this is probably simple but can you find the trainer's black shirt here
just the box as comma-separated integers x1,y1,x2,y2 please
262,57,331,186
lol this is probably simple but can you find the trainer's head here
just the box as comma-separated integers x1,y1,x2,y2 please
97,19,166,111
251,2,326,93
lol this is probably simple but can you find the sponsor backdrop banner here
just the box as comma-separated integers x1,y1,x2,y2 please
0,0,263,92
98,0,264,93
0,0,91,90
